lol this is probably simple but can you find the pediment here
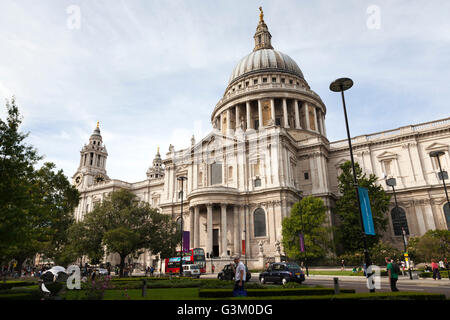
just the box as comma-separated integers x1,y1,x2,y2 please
376,151,398,160
425,142,449,152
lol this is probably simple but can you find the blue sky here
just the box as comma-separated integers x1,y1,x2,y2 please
0,0,449,182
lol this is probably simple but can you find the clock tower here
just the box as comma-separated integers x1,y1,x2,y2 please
72,122,109,188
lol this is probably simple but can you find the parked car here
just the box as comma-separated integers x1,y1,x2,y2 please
182,264,201,278
96,268,109,275
217,263,251,282
259,262,305,285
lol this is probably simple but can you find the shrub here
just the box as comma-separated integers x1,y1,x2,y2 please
0,281,37,290
199,287,355,298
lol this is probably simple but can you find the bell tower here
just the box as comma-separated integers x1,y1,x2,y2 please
72,122,109,188
146,147,164,180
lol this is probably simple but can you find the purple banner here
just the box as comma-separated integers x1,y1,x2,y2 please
183,231,190,252
299,233,305,253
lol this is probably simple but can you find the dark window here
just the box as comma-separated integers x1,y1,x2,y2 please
254,79,258,84
289,79,293,84
391,207,409,236
275,118,281,126
272,77,276,83
254,120,259,130
254,208,266,237
245,81,249,87
304,172,309,180
262,78,267,83
281,78,285,83
254,178,261,187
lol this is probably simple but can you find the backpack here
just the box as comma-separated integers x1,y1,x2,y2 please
391,262,400,274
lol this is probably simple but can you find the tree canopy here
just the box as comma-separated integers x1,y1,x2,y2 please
334,161,390,254
73,189,179,276
282,196,331,262
0,97,79,268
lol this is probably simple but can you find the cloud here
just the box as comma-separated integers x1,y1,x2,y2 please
0,0,449,182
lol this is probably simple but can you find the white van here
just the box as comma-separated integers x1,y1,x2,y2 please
182,264,201,278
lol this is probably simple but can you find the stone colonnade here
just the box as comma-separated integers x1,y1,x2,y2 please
216,98,326,136
189,203,250,258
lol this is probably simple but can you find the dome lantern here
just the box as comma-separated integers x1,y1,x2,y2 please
253,7,273,51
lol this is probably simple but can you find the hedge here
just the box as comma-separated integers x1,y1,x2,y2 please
0,289,41,300
199,288,355,298
419,271,449,278
0,281,38,290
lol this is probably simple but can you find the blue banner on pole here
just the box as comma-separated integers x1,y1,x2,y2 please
183,231,190,252
299,233,305,252
358,187,376,235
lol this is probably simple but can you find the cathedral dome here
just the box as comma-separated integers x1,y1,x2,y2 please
228,49,304,86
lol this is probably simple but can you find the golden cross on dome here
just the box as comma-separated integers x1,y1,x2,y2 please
96,121,100,128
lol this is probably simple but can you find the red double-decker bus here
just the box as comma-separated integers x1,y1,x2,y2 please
165,248,206,274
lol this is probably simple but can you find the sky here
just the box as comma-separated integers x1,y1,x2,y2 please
0,0,449,182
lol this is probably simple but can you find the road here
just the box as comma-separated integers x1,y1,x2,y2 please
300,276,450,298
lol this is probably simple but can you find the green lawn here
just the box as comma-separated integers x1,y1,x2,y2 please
103,288,199,300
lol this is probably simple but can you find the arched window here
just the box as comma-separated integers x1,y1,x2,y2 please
444,203,450,230
253,208,266,237
391,207,409,236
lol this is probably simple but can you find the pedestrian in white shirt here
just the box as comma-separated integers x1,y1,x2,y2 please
233,256,246,291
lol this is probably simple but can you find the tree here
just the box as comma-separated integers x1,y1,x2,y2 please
0,97,41,263
33,163,80,265
334,161,390,254
282,196,330,262
408,230,450,263
0,98,79,269
76,189,179,277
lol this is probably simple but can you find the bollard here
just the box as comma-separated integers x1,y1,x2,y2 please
142,279,147,297
333,277,340,295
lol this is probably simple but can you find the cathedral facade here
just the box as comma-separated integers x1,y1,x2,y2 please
72,12,450,270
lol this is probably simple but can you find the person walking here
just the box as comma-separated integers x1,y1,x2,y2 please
431,259,441,280
341,259,345,271
385,257,399,292
233,256,246,295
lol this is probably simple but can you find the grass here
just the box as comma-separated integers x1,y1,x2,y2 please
103,288,199,300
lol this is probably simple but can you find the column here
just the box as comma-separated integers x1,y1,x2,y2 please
282,98,289,128
294,100,301,129
235,105,240,130
226,109,231,134
194,206,200,248
246,101,251,130
304,102,311,130
220,204,228,257
313,106,319,133
320,113,327,136
220,112,224,133
233,205,240,255
189,207,194,249
270,98,275,124
206,204,213,256
258,99,263,129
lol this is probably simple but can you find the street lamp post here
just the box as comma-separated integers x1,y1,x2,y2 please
330,78,374,292
386,177,413,280
296,191,309,277
177,176,187,276
430,151,450,226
